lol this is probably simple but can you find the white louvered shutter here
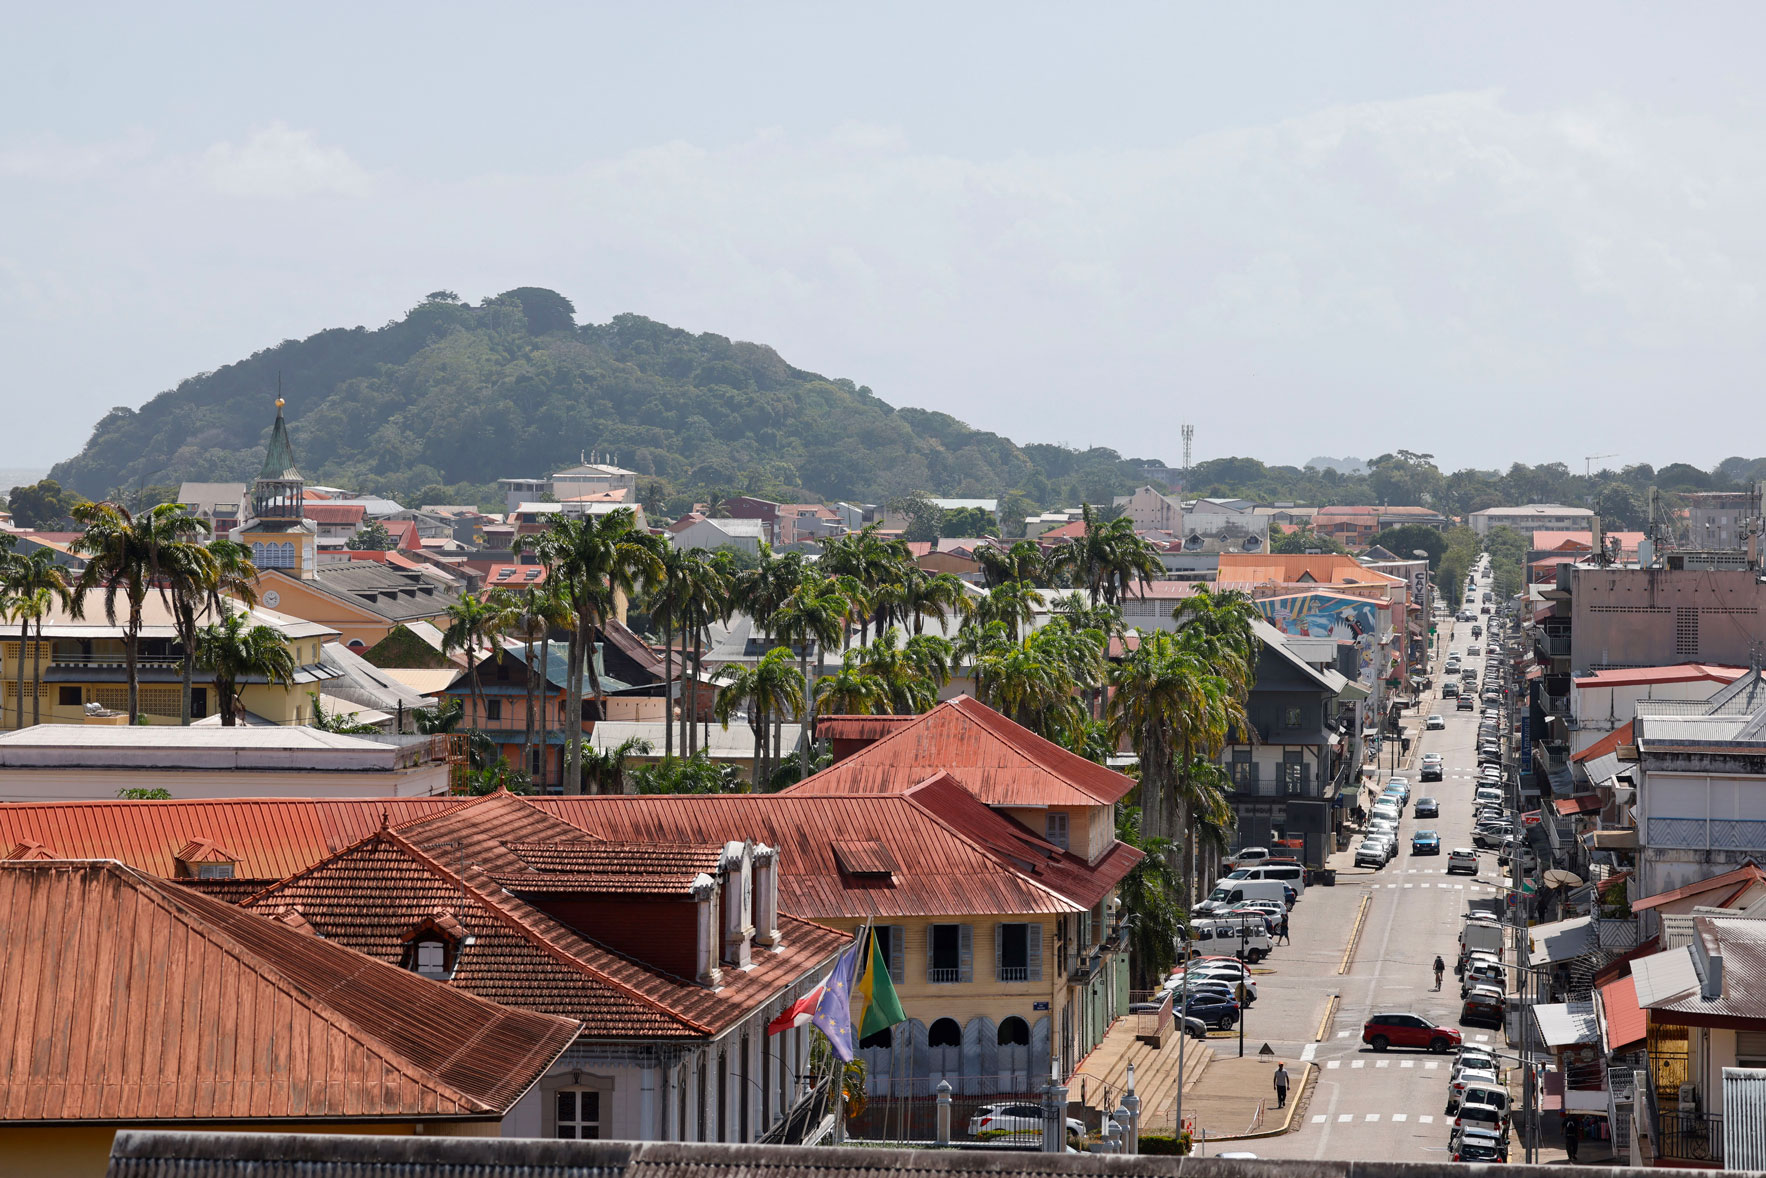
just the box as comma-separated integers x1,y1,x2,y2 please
887,925,905,982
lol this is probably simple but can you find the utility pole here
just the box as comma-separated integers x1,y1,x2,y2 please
1182,424,1194,475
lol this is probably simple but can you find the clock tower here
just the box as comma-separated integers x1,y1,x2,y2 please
232,398,318,580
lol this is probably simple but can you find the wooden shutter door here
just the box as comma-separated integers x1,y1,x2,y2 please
959,924,973,983
994,923,1004,984
887,925,905,983
1027,922,1043,982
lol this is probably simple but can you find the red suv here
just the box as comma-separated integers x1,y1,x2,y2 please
1362,1012,1462,1053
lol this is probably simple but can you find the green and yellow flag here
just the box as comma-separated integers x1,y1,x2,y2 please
856,928,907,1040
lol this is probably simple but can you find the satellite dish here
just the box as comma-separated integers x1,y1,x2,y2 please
1544,869,1584,889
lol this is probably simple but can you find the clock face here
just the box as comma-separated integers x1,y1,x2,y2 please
262,590,281,609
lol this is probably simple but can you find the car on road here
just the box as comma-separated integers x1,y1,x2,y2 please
1415,796,1440,818
1467,645,1480,656
1446,1067,1501,1114
1420,762,1442,782
1457,695,1475,711
1442,681,1459,698
1355,839,1390,869
1447,848,1480,875
1452,1127,1509,1163
1362,1012,1462,1053
1412,829,1441,855
1474,824,1513,850
1226,847,1272,869
1426,713,1446,730
1460,985,1506,1028
969,1103,1087,1141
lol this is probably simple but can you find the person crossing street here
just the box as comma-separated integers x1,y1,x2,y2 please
1273,1062,1290,1109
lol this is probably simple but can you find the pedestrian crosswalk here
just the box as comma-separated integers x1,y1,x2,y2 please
1314,1114,1435,1125
1324,1060,1439,1070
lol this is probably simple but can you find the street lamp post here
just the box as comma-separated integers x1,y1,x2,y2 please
1172,934,1193,1133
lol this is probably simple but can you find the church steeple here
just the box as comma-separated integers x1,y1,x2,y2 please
251,397,306,522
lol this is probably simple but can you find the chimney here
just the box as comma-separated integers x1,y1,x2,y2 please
692,872,722,986
720,841,755,969
752,844,781,948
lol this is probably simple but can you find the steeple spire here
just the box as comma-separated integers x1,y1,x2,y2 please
251,395,305,522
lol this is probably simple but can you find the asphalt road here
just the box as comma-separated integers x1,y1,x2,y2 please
1207,560,1508,1162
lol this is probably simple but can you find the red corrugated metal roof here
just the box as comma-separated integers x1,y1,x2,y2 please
243,828,841,1039
1553,795,1604,816
1573,664,1747,689
535,793,1084,918
1631,864,1766,912
1598,974,1647,1053
0,797,459,882
1571,722,1635,764
819,715,920,742
0,859,578,1122
785,695,1136,807
303,503,367,525
830,840,898,877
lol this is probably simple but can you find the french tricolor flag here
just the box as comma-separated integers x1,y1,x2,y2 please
767,981,826,1036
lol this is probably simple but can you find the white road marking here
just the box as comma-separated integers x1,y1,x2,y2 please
1301,1042,1317,1062
1392,1113,1409,1122
1401,1061,1415,1068
1351,1060,1365,1068
1337,1030,1351,1038
1424,1062,1439,1070
1403,884,1413,889
1326,1060,1340,1069
1365,1113,1381,1122
1473,1034,1490,1043
1312,1115,1328,1124
1375,1060,1389,1068
1339,1114,1356,1123
1419,1115,1435,1124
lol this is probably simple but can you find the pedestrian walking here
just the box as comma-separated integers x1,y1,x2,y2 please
1563,1116,1581,1164
1278,912,1290,944
1273,1062,1290,1109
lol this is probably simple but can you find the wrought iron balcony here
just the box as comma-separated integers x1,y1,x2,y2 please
1656,1112,1723,1165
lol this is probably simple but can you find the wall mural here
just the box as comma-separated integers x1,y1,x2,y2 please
1253,591,1383,685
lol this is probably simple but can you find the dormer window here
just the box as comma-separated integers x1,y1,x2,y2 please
399,911,469,980
173,838,240,881
194,862,236,880
414,939,448,978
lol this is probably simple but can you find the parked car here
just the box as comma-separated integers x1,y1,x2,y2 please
1459,958,1505,997
1412,830,1441,855
1442,682,1459,698
1446,1067,1501,1114
1226,847,1272,870
1452,1127,1509,1162
1355,840,1389,869
1426,713,1446,730
1415,796,1440,818
1385,777,1411,800
1180,993,1240,1030
1362,1013,1462,1053
1447,848,1480,875
1460,985,1505,1028
1474,824,1513,851
1460,1082,1512,1120
1451,1099,1508,1142
969,1103,1087,1140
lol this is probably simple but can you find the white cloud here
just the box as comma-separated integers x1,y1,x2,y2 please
198,123,374,199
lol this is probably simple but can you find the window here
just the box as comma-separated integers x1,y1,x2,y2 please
58,686,81,707
927,923,971,983
996,922,1043,982
872,925,904,983
555,1088,600,1139
1045,811,1069,850
486,699,502,721
530,746,545,776
927,1017,962,1048
997,1016,1031,1047
1283,705,1303,729
194,863,235,880
414,940,448,978
191,687,208,719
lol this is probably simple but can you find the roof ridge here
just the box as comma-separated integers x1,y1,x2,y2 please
97,860,501,1114
383,829,715,1036
897,773,1081,912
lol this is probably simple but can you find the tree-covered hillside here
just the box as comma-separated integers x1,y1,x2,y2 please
48,288,1156,515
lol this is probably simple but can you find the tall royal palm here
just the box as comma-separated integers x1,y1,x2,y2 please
771,577,852,777
71,501,212,723
165,535,261,725
878,566,970,637
522,509,664,794
646,546,700,763
975,539,1048,589
853,626,955,715
683,552,736,757
442,593,503,733
1044,504,1163,605
714,647,805,789
194,610,297,727
2,547,73,729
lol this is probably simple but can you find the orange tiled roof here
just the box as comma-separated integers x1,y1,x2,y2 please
242,824,842,1040
1573,665,1746,690
0,859,578,1122
783,695,1136,807
1571,722,1635,764
1215,553,1405,587
1630,863,1766,913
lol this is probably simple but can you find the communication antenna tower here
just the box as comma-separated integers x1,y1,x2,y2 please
1181,424,1194,474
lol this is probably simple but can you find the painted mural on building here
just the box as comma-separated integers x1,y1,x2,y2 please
1253,591,1383,685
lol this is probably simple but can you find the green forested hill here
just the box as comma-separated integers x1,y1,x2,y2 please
48,288,1152,514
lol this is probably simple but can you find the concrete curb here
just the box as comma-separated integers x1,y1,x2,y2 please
1337,892,1371,975
1314,993,1340,1042
1203,1061,1316,1142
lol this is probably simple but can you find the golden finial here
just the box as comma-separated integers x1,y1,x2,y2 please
275,398,285,409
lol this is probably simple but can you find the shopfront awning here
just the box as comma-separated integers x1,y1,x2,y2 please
1529,915,1595,964
1533,1000,1600,1048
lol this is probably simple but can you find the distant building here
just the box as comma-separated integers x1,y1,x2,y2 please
1112,485,1184,532
176,481,247,535
228,399,318,580
1684,491,1760,551
1469,503,1594,536
670,516,766,556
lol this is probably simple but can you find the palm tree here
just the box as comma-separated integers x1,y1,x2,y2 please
165,536,262,726
194,610,297,726
975,539,1048,588
580,735,653,795
772,577,852,776
820,526,911,644
1114,806,1186,990
714,647,805,788
967,579,1037,641
685,552,736,758
876,566,970,637
851,626,954,714
1,547,71,729
1044,504,1163,605
307,691,380,734
70,501,212,723
647,546,701,763
522,509,665,794
488,585,569,782
812,661,887,718
971,618,1104,744
441,593,502,732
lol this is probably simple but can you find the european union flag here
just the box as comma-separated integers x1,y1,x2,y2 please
811,934,865,1062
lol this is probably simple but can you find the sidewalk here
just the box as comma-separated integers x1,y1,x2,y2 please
1141,1054,1314,1142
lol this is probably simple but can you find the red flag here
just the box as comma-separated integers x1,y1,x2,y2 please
768,982,825,1035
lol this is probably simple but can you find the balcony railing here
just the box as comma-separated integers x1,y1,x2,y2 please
927,967,961,984
996,965,1029,983
52,653,184,668
1657,1112,1723,1165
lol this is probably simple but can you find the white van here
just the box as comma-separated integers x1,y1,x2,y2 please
1225,862,1306,896
1188,919,1274,963
1198,878,1291,914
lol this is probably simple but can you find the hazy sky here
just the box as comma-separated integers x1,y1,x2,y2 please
5,3,1765,474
